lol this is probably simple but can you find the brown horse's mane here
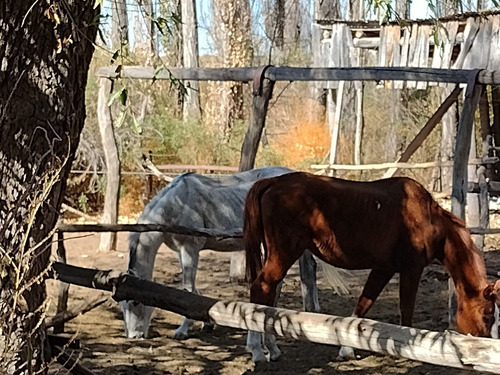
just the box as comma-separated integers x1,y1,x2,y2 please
438,204,467,229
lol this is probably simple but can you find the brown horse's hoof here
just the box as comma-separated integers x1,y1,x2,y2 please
229,276,247,285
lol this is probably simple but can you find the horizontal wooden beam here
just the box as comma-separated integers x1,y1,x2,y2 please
155,164,239,172
266,67,473,83
52,262,500,373
352,33,465,49
97,66,500,85
57,222,500,236
311,158,497,171
97,66,257,81
57,223,243,237
469,227,500,235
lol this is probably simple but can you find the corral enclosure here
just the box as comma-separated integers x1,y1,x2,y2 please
47,232,500,374
49,1,500,375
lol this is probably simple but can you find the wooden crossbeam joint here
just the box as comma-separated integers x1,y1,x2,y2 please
252,65,274,96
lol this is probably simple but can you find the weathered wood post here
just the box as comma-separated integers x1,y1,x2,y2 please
231,66,275,281
354,86,364,165
98,78,121,252
449,70,483,327
471,90,494,251
238,66,275,171
54,231,69,333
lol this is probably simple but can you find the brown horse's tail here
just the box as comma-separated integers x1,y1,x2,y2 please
244,178,276,284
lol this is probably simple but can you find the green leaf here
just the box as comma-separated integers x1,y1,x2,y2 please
119,88,128,106
152,68,164,83
155,17,168,35
433,28,439,47
115,111,127,128
97,26,106,45
131,114,143,134
170,12,183,26
107,89,122,107
111,50,119,64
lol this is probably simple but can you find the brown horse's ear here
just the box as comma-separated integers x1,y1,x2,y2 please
494,279,500,291
483,284,497,302
494,280,500,304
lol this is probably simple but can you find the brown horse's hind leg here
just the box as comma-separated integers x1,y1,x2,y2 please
338,269,395,360
399,267,424,326
250,249,302,307
247,246,303,363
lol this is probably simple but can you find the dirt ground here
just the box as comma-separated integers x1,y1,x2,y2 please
47,231,500,375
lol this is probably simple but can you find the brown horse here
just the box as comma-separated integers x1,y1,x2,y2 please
244,172,500,362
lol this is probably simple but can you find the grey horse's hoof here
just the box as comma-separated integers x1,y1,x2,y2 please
337,346,356,360
201,322,215,332
173,329,189,340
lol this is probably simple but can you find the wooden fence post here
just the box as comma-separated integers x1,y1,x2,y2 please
232,67,275,281
238,67,275,171
54,231,69,333
98,78,121,252
354,86,364,165
449,72,483,328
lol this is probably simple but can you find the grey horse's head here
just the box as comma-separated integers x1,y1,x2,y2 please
120,299,154,338
121,231,156,338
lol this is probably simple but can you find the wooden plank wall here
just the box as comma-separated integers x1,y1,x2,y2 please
322,14,500,89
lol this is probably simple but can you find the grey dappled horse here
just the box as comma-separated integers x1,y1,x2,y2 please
121,166,345,339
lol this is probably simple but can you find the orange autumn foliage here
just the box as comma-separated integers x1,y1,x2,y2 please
275,120,331,168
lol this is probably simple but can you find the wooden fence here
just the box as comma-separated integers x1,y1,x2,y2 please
52,261,500,373
95,65,498,335
97,66,500,223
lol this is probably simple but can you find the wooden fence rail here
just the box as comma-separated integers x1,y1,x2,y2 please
57,223,243,238
57,222,500,236
311,158,497,171
97,66,500,85
51,262,500,373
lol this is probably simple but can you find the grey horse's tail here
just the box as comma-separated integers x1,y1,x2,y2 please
244,177,276,284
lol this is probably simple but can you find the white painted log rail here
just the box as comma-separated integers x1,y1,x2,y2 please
52,262,500,373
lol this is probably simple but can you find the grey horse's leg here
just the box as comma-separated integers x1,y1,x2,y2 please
299,250,320,313
173,246,201,339
247,281,283,362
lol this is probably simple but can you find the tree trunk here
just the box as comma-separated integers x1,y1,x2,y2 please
350,0,364,19
181,0,201,121
0,2,99,373
112,0,129,52
263,0,301,63
212,0,253,137
316,0,341,19
395,0,409,19
143,0,156,59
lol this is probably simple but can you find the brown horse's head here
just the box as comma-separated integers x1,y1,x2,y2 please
456,280,500,338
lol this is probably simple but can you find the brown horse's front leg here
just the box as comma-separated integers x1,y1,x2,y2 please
338,269,395,360
399,267,424,326
355,269,395,317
